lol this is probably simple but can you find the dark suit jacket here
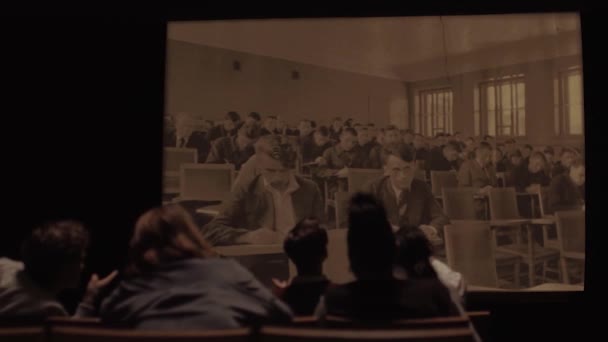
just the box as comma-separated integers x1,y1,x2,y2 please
547,174,585,214
457,159,497,189
362,176,449,231
202,175,324,246
510,164,551,192
186,131,211,163
205,136,254,170
317,145,367,177
428,154,460,172
323,278,459,320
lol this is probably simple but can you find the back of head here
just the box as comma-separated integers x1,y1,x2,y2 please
226,111,240,123
347,193,396,279
239,121,262,140
126,205,216,275
21,220,89,290
283,218,328,273
248,112,261,122
396,226,437,279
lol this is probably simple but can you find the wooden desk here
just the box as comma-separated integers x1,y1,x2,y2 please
524,283,584,291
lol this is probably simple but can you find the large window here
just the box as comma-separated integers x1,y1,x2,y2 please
554,67,583,135
415,88,453,137
476,74,526,137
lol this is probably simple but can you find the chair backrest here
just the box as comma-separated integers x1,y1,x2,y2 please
346,169,384,193
334,191,352,229
444,221,499,287
487,187,520,220
0,327,45,342
46,317,102,328
260,326,474,342
179,163,235,202
49,326,250,342
325,228,354,284
442,188,477,220
164,148,197,173
430,171,458,197
555,210,585,254
324,315,470,330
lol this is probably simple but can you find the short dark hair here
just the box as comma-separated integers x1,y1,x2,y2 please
248,112,261,121
529,151,547,164
340,127,358,138
315,126,330,137
543,146,555,155
284,218,328,271
477,141,492,151
239,121,262,140
384,143,415,165
524,144,533,150
385,125,399,132
310,120,317,128
22,220,89,289
226,111,240,122
396,225,437,279
347,193,395,278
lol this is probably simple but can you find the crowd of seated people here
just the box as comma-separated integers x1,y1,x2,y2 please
1,195,469,330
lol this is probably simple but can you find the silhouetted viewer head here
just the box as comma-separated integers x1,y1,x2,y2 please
284,218,328,275
21,220,89,292
126,205,216,275
347,193,396,279
395,225,437,279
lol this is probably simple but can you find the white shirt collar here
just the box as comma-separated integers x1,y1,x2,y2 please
263,173,299,195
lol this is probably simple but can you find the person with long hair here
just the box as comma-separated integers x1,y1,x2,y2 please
315,193,458,321
100,204,292,329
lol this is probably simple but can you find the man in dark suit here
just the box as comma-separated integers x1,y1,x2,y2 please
362,144,449,240
300,126,333,164
205,121,261,170
208,111,241,142
356,126,377,158
368,125,402,169
203,136,323,246
548,158,585,214
457,141,497,195
317,127,366,178
552,147,577,178
427,141,461,173
260,115,278,136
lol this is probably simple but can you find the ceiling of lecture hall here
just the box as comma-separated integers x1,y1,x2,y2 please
168,13,581,82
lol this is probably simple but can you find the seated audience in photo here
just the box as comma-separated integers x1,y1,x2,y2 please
462,137,476,160
552,147,577,177
457,142,497,195
301,126,333,164
506,149,523,173
362,143,449,239
163,115,177,147
413,134,429,162
208,111,241,142
261,116,278,136
203,136,323,246
185,121,213,163
0,220,116,319
369,125,403,169
233,134,291,189
296,119,315,142
402,129,415,146
317,127,366,178
493,147,508,173
548,158,585,214
521,144,533,165
356,127,377,158
329,117,343,142
316,193,459,320
427,141,461,173
276,119,295,135
395,225,465,304
511,152,551,193
245,111,261,125
100,205,292,329
205,121,261,170
451,132,465,150
274,218,332,316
